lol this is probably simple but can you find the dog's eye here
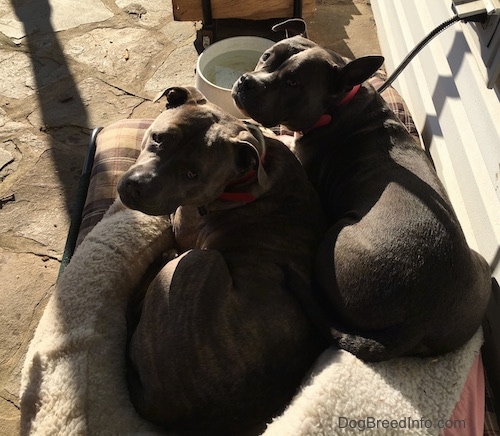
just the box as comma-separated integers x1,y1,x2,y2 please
151,133,163,144
261,52,271,62
286,78,298,87
151,132,174,145
186,170,198,180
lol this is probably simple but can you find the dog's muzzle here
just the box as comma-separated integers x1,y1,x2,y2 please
232,74,263,118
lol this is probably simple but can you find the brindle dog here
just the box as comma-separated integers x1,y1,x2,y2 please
118,86,327,435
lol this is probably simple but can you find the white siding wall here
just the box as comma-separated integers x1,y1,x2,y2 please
372,0,500,281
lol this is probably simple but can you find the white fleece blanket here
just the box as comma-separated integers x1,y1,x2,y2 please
20,201,482,435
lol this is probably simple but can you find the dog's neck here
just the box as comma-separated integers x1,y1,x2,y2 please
197,144,267,215
217,152,266,204
197,166,263,216
334,83,361,109
218,122,267,205
299,84,361,136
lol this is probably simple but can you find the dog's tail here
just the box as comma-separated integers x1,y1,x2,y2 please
327,327,424,362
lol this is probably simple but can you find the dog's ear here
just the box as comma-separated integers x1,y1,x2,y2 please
272,18,308,38
338,55,384,88
153,86,208,108
234,126,268,188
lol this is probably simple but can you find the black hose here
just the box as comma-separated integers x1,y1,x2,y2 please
377,14,462,93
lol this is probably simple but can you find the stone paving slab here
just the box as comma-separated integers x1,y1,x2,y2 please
0,0,114,40
64,28,168,84
0,247,56,435
0,1,378,433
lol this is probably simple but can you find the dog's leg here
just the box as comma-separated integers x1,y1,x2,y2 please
314,220,428,361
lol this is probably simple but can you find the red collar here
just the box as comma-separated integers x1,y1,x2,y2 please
337,84,361,107
301,84,361,134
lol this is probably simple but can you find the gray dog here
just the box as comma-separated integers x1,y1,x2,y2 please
117,86,327,435
232,35,492,362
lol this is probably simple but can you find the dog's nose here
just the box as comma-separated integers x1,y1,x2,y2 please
237,74,256,90
118,171,156,205
120,177,142,201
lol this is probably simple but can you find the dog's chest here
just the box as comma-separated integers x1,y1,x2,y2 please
172,207,205,251
172,206,229,252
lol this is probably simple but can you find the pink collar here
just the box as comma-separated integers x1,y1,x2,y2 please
301,84,361,134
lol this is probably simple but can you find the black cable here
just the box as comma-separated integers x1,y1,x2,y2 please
377,14,462,93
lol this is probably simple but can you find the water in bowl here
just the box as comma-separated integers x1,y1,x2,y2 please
203,50,263,90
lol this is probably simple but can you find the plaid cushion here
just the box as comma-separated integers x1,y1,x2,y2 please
75,118,154,247
370,73,420,140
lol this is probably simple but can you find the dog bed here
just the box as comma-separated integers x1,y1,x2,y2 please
20,79,487,435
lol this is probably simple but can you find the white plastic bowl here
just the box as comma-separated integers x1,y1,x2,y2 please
195,36,274,118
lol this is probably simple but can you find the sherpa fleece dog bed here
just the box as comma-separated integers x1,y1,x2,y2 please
20,79,486,435
19,188,485,436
